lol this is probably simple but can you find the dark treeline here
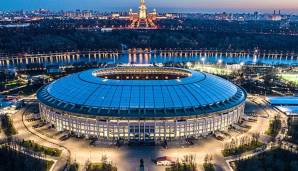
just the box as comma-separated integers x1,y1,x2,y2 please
234,149,298,171
0,145,53,171
21,18,298,34
157,19,298,33
1,20,298,53
35,19,130,29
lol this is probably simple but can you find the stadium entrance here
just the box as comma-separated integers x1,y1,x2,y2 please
129,124,155,143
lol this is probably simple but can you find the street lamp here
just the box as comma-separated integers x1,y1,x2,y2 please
186,62,192,68
201,57,205,64
201,57,206,71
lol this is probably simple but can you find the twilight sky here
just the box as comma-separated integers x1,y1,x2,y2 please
1,0,298,13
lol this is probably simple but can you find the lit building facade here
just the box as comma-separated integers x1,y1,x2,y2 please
37,67,246,143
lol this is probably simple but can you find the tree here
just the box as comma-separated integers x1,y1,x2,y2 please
203,154,214,171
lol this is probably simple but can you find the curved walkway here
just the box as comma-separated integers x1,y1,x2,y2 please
13,105,71,171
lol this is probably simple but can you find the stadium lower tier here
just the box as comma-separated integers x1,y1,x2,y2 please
39,103,245,143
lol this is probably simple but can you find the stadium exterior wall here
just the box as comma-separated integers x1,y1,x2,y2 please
39,102,245,143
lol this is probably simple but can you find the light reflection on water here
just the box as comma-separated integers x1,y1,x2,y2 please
2,54,298,67
75,54,298,66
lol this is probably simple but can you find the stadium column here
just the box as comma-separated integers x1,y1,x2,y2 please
68,115,72,132
235,108,239,122
143,121,145,141
154,120,156,142
39,104,43,121
44,107,48,122
117,120,120,140
96,119,99,139
107,120,110,141
138,120,141,141
174,119,177,139
196,118,199,137
123,122,126,141
78,118,81,137
85,119,89,138
241,105,244,121
164,121,166,140
60,114,64,131
184,121,187,138
220,114,224,130
203,118,207,136
128,120,130,142
44,107,49,122
225,113,228,129
55,113,60,131
212,116,215,133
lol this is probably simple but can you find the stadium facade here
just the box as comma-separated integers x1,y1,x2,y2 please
37,67,246,143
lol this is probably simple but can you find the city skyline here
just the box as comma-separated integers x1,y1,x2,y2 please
1,0,298,13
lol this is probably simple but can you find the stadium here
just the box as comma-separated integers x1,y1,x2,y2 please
37,66,246,143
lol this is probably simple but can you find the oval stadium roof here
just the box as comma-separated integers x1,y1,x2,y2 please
37,67,246,118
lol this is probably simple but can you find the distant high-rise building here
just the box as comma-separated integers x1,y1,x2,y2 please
82,10,92,18
107,0,175,29
253,11,259,20
271,10,282,21
129,0,157,28
139,0,147,19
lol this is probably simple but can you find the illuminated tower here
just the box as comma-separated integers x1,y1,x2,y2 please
129,0,157,28
139,0,147,19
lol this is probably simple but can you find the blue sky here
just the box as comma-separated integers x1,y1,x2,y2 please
1,0,298,13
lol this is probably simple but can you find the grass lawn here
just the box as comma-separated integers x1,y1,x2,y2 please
20,140,62,157
0,80,25,88
279,73,298,86
222,141,265,157
87,162,117,171
192,65,233,75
